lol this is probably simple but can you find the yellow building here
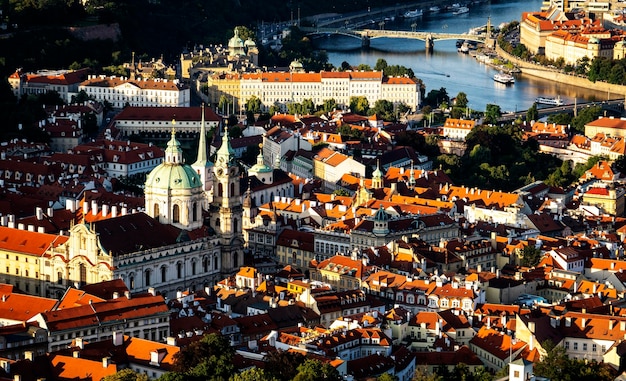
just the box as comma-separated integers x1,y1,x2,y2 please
544,28,615,65
205,72,242,111
582,185,625,216
0,226,69,297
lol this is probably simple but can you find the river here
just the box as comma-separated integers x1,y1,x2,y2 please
311,0,610,112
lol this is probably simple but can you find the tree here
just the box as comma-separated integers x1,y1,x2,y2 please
292,359,341,381
369,99,395,121
103,369,149,381
349,96,369,115
219,95,233,115
520,245,542,267
455,92,468,108
484,104,501,125
173,333,234,373
321,98,337,113
412,366,441,381
526,103,538,123
534,341,574,381
377,373,398,381
230,368,278,381
265,350,306,381
246,96,262,114
374,58,388,72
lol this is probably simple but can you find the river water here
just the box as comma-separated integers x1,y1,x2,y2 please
312,0,610,112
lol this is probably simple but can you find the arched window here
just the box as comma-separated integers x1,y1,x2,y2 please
192,202,198,222
79,263,87,285
172,204,180,223
145,269,152,286
161,266,167,282
215,218,221,230
233,218,238,233
230,182,235,197
154,203,160,221
129,274,135,289
233,252,238,268
218,183,223,197
177,262,182,278
203,257,210,273
191,260,197,275
260,194,264,204
57,271,63,285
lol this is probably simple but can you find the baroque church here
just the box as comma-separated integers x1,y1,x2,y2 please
46,105,245,299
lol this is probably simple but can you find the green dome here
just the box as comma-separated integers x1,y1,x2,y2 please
145,128,202,191
146,163,201,190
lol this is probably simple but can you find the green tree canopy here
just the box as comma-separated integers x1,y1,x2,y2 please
103,369,149,381
349,96,369,115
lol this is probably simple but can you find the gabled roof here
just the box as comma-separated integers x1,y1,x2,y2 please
0,284,58,322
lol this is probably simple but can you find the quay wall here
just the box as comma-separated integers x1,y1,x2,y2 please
495,43,626,97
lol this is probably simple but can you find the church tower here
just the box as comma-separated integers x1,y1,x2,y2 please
210,122,244,274
192,103,214,195
372,160,383,189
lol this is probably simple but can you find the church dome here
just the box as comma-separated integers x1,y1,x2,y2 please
145,129,202,191
146,163,201,190
228,28,245,53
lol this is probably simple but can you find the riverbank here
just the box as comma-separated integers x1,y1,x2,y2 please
495,43,626,99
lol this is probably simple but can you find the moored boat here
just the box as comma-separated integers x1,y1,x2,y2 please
453,6,470,15
493,72,515,84
429,6,441,12
404,9,423,18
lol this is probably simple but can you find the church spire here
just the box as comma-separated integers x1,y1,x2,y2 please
193,103,208,167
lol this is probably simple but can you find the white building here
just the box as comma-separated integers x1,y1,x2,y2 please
240,71,420,112
79,76,190,109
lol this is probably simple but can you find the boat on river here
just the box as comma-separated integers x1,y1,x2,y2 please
429,6,441,13
535,96,563,106
453,6,470,15
494,72,515,84
404,9,423,18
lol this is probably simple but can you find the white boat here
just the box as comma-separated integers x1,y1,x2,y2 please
493,72,515,84
535,96,563,106
429,6,441,12
453,6,470,15
404,9,423,18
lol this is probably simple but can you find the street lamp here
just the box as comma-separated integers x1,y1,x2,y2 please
379,20,385,30
411,22,417,32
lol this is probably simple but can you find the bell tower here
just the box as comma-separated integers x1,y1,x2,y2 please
210,121,244,275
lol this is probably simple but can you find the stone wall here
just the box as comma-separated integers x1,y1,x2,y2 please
495,43,626,97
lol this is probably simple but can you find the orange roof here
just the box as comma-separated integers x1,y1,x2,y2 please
56,288,106,309
0,226,68,256
444,118,476,130
50,353,117,380
0,285,58,321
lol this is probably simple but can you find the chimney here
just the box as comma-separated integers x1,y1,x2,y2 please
73,350,80,358
112,292,119,299
102,204,109,217
91,200,98,216
24,351,34,361
148,287,156,296
75,337,84,349
102,357,111,368
36,207,43,220
125,290,131,299
111,205,118,218
113,331,124,346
